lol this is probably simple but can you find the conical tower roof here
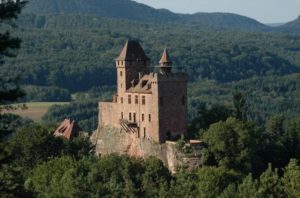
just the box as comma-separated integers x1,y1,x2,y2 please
159,48,173,66
117,40,150,61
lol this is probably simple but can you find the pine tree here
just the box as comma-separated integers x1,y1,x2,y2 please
0,0,27,106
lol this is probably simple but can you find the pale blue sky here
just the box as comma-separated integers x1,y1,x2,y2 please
134,0,300,23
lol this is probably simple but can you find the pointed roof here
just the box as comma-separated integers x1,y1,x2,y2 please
159,48,173,65
53,119,81,140
117,40,150,61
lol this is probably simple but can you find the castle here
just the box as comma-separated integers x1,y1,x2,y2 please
93,41,202,173
99,40,188,143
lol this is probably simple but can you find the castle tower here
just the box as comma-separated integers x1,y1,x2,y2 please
116,40,150,93
159,48,173,74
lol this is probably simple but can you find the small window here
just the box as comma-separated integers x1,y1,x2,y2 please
160,97,163,106
120,83,123,88
128,95,131,104
133,113,136,122
121,112,123,119
120,71,123,76
142,114,144,122
142,96,145,105
129,113,132,121
144,127,146,138
135,95,138,104
121,97,123,104
182,96,185,105
149,114,151,122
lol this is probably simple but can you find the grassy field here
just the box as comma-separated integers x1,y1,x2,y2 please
4,102,69,122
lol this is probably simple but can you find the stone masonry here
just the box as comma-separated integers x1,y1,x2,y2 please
99,40,188,143
93,40,202,172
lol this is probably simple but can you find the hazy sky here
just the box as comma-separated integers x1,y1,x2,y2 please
134,0,300,23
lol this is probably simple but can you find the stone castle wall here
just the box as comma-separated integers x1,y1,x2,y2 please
91,126,202,173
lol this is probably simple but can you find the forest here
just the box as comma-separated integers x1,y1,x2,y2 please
1,13,299,131
1,1,300,197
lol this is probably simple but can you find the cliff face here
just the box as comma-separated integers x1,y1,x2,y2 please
91,126,202,173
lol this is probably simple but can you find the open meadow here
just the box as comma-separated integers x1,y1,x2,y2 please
4,102,69,122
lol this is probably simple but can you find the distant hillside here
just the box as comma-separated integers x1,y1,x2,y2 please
277,16,300,34
23,0,269,31
3,13,300,92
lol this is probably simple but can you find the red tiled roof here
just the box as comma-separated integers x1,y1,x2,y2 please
53,119,80,140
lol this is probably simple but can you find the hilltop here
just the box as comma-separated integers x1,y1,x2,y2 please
277,16,300,34
23,0,269,31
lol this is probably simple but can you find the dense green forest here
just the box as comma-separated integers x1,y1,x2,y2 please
43,74,300,132
2,109,300,197
23,0,270,31
4,13,300,93
1,1,300,197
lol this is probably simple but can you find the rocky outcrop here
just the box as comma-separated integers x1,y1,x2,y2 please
91,126,202,173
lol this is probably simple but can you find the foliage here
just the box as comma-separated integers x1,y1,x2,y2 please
175,134,185,151
197,166,241,198
25,155,172,198
42,100,98,132
0,0,27,105
188,74,300,122
0,113,32,142
0,123,92,197
282,159,300,198
233,91,248,121
22,85,71,102
23,0,272,31
202,117,265,174
2,14,300,93
188,103,232,138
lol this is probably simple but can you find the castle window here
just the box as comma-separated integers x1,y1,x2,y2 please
135,95,138,104
160,97,163,106
149,114,151,122
144,127,146,138
121,97,123,104
182,96,185,105
121,112,123,119
128,95,131,104
129,113,132,121
133,113,136,122
142,96,145,105
142,114,144,122
121,84,123,88
120,71,123,76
